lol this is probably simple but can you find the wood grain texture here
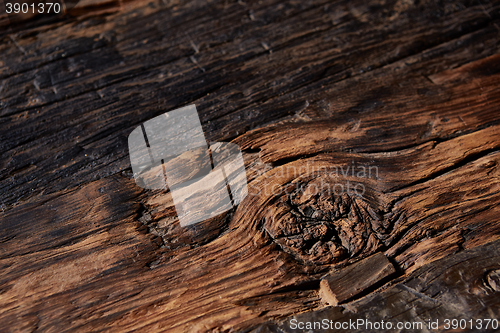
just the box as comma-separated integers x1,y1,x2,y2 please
319,252,396,306
1,0,499,332
252,239,500,332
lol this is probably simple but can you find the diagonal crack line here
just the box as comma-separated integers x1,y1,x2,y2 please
242,121,500,179
389,147,500,194
383,201,498,260
360,119,500,156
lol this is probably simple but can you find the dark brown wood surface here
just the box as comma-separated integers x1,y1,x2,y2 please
1,0,499,332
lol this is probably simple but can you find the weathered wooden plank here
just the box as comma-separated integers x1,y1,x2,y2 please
0,0,500,332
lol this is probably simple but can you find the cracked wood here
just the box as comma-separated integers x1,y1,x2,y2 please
1,0,500,332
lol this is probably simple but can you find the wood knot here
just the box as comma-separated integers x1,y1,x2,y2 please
260,175,385,266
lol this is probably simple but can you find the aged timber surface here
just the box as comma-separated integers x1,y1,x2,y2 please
0,0,499,332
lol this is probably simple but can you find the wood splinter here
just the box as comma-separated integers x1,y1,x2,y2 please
319,252,396,306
